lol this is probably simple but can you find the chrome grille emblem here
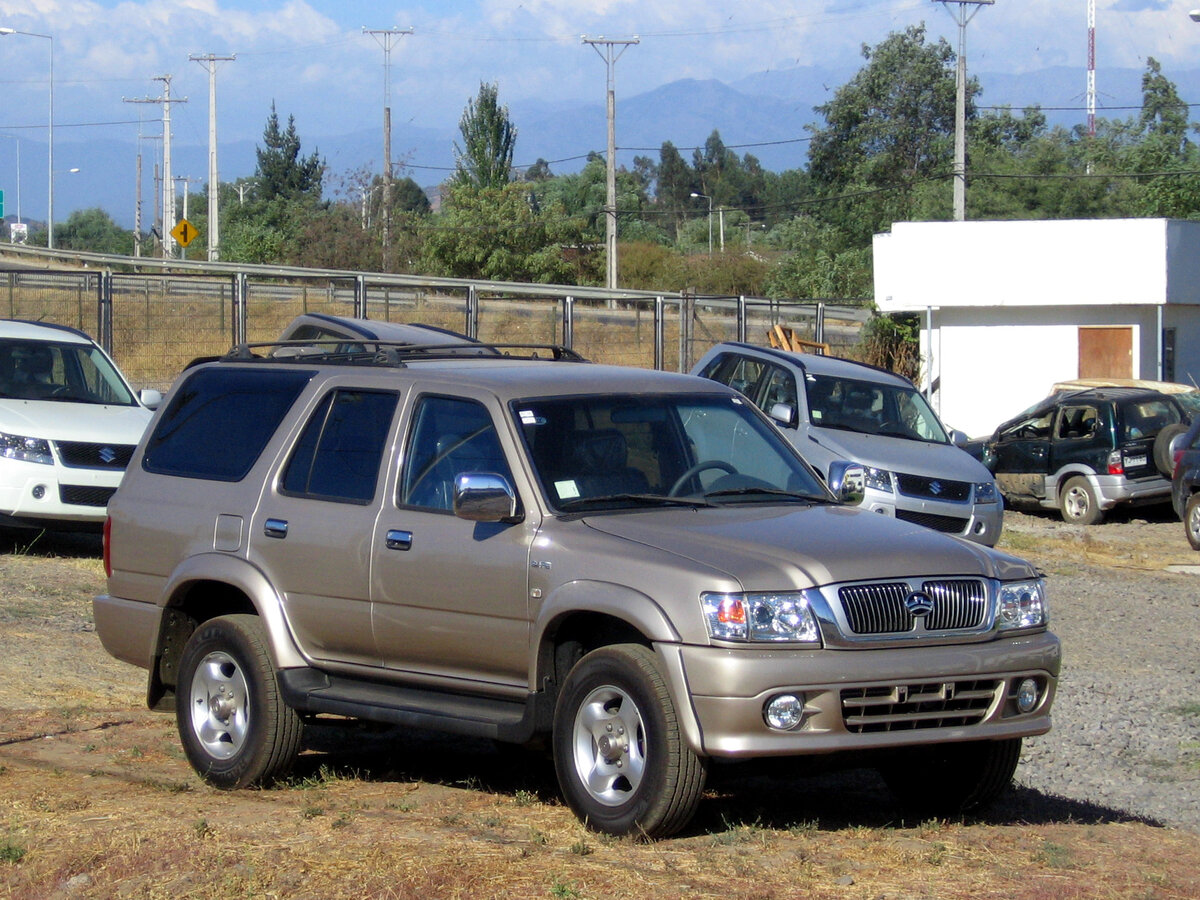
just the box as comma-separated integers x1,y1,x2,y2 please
904,591,934,616
928,480,943,495
99,447,117,464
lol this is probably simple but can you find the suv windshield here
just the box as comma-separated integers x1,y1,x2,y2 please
804,373,948,443
514,393,827,512
0,339,136,406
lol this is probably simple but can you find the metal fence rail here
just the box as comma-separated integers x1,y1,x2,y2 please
1,247,870,391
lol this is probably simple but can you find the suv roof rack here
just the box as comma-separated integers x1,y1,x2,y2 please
186,340,590,370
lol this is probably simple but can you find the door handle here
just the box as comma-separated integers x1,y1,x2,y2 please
264,518,289,539
386,529,413,551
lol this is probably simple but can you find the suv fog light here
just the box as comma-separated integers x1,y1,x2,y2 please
31,484,46,500
764,693,805,730
1016,678,1039,713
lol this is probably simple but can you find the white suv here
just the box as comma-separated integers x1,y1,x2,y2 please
0,320,159,530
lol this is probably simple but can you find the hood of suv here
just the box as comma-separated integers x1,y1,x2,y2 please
0,399,152,444
806,427,992,482
581,503,1030,590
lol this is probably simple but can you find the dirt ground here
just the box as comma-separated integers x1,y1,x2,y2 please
2,514,1200,900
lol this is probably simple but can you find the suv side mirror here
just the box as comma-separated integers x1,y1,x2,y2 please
454,473,522,523
769,402,797,428
947,427,966,447
826,461,865,505
140,388,163,410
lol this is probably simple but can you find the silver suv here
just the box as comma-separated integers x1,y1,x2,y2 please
94,341,1059,837
693,343,1003,546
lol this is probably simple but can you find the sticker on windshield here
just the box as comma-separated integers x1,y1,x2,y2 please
519,409,546,425
555,480,580,500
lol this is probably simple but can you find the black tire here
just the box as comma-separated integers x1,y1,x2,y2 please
1154,424,1188,477
880,737,1022,817
1185,493,1200,551
1059,475,1104,525
176,614,304,789
552,644,707,838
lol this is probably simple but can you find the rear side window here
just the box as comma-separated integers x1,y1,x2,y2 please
281,389,398,503
142,367,314,481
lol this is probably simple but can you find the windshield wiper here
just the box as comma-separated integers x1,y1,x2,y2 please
703,487,826,503
558,493,714,511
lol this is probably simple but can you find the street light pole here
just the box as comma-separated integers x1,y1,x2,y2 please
690,192,713,254
0,27,53,248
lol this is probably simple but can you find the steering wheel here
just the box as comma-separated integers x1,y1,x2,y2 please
669,460,737,496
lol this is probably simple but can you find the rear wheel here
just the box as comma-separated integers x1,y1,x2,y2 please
176,614,303,789
880,738,1022,817
552,644,707,838
1185,493,1200,551
1059,476,1103,525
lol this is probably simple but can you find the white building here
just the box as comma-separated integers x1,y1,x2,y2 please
873,218,1200,438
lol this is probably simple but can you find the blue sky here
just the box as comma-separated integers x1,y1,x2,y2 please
1,0,1199,220
0,0,1197,140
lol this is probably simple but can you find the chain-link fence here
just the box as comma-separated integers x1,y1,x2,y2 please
1,265,868,392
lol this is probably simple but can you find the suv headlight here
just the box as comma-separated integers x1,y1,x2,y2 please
975,481,998,503
701,591,821,644
997,578,1047,631
862,466,893,493
0,432,54,466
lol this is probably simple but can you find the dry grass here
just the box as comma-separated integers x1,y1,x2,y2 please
1,528,1199,899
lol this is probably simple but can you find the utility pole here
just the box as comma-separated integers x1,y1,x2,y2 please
363,27,412,272
934,0,992,221
124,75,187,257
190,53,235,261
583,35,639,294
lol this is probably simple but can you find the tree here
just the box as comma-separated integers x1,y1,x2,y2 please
51,208,134,255
454,82,517,189
254,102,324,202
807,24,964,241
421,182,584,283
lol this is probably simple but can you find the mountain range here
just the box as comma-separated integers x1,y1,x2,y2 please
4,62,1199,231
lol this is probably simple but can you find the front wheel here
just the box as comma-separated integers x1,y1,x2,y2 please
1185,493,1200,551
552,644,707,838
1059,476,1104,525
879,737,1022,817
176,614,304,789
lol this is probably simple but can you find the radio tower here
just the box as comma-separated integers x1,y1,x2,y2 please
1087,0,1096,136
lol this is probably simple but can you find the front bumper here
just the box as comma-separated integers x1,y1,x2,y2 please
661,630,1059,759
0,459,121,525
859,486,1004,546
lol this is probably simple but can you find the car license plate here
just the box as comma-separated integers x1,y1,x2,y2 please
1126,454,1147,467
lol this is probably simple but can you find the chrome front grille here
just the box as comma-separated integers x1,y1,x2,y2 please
838,579,988,635
841,679,1002,733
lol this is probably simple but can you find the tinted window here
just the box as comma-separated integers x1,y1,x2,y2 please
142,368,313,481
400,396,513,512
1119,397,1182,442
281,389,398,503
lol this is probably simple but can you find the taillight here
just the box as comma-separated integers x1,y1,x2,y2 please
1106,450,1124,476
1173,449,1185,476
103,516,112,578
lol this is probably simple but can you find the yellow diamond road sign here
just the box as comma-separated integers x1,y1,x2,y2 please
171,219,198,247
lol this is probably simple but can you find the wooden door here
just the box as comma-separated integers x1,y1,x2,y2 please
1078,327,1133,379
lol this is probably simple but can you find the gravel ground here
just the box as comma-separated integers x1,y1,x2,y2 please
1001,508,1200,832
